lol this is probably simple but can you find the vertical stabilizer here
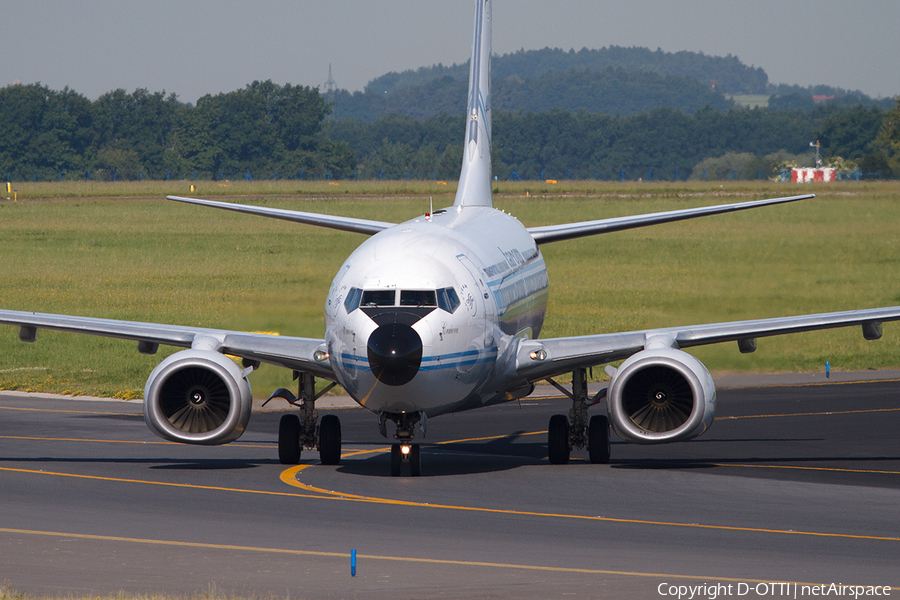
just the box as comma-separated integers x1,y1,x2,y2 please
453,0,493,208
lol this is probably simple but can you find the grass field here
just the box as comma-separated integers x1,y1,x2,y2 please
4,177,839,200
1,180,899,399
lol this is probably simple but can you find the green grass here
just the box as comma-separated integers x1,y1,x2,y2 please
0,585,264,600
728,94,769,108
5,177,852,200
2,181,899,398
8,179,463,200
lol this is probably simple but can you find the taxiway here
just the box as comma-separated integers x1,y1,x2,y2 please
1,376,898,598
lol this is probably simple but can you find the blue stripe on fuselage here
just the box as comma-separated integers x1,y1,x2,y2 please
339,347,498,373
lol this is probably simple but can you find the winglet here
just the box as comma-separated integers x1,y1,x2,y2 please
453,0,493,209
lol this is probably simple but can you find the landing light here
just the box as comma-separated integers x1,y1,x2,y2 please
401,444,411,455
529,349,548,361
313,350,330,362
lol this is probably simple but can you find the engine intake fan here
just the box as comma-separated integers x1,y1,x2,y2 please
144,349,252,445
607,347,716,444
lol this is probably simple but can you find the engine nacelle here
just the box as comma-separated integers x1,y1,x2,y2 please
607,347,716,444
143,349,252,445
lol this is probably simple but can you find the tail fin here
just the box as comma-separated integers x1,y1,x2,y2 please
453,0,493,208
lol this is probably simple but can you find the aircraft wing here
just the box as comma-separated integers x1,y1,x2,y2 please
167,196,395,236
0,310,334,380
526,194,814,244
514,306,900,382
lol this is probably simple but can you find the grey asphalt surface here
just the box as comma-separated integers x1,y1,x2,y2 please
1,371,899,598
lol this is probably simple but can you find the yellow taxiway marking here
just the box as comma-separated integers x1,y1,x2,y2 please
435,430,544,445
718,463,900,476
278,465,900,543
4,526,883,587
5,397,895,424
722,406,900,420
2,463,898,544
0,466,327,500
751,377,900,389
4,396,900,546
0,435,176,445
0,405,136,416
0,434,274,449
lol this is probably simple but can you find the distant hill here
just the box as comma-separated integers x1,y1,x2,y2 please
328,46,890,121
331,67,733,120
365,46,768,95
329,46,764,120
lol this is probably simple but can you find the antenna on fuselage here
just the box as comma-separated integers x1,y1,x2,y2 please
453,0,493,209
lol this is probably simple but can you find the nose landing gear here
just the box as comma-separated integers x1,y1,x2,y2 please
390,443,421,477
381,411,424,477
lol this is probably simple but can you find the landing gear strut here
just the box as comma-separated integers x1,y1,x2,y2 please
270,372,341,466
546,368,610,464
381,411,424,477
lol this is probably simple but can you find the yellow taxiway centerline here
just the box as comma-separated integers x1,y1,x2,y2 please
0,405,136,416
277,464,900,543
2,463,897,544
721,406,900,420
4,401,899,545
0,526,895,589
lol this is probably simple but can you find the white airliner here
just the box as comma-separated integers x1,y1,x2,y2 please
2,0,900,476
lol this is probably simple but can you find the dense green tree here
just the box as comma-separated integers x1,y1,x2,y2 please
815,105,884,160
688,151,810,181
327,102,893,181
333,67,732,121
178,80,353,179
1,77,894,182
871,98,900,176
92,88,185,178
0,84,93,178
0,80,351,181
768,93,816,112
768,83,893,109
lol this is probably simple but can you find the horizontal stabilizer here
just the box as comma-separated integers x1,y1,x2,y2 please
168,196,394,236
527,194,814,245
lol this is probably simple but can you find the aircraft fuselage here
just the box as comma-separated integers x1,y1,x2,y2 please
325,205,549,417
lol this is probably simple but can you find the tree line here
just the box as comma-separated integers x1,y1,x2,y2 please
2,80,897,182
327,101,899,181
0,81,355,182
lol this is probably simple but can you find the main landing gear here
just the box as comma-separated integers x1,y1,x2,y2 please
545,368,610,465
269,372,342,466
381,411,424,477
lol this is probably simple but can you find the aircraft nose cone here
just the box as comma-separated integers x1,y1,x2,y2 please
367,322,423,387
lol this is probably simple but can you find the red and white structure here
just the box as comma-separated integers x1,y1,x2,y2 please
791,168,836,183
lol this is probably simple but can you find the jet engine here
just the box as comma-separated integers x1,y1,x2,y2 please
143,349,252,445
607,347,716,444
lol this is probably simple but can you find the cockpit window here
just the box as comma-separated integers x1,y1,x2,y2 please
344,287,362,313
400,290,437,307
361,289,396,307
437,287,460,313
354,288,458,312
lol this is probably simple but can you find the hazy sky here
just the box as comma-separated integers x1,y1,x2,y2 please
3,0,898,104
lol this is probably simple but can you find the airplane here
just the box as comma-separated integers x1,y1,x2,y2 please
3,0,900,477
